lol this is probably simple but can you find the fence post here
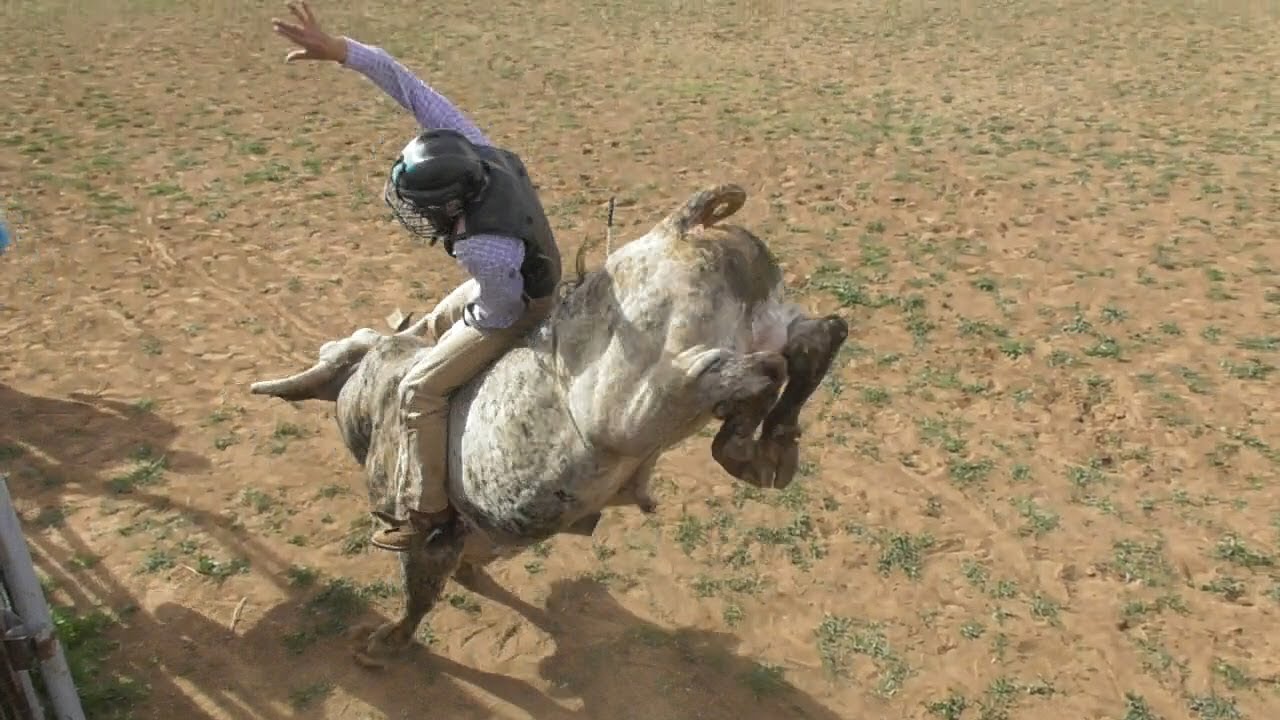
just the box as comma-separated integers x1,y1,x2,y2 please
0,474,86,720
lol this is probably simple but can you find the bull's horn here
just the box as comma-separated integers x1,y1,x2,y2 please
662,183,748,237
249,361,339,400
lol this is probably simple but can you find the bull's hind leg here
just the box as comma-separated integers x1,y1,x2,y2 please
758,315,849,486
355,519,466,668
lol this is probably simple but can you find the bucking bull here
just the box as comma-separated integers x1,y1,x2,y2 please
250,184,849,665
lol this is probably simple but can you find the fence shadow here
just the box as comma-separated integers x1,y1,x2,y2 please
0,383,210,495
26,496,529,720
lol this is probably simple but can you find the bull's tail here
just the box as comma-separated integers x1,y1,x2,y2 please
658,184,748,239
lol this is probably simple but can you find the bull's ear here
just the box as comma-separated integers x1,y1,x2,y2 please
250,362,343,402
659,184,747,237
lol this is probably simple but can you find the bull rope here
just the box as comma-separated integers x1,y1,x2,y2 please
544,198,617,450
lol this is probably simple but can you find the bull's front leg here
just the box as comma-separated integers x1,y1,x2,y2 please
602,450,660,515
355,518,466,668
754,315,849,488
704,315,848,489
692,349,789,487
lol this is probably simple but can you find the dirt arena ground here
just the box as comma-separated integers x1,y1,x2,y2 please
2,1,1279,718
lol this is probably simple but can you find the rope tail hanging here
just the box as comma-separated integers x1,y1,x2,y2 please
569,195,617,289
605,195,615,256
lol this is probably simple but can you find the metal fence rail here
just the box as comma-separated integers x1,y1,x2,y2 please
0,473,86,720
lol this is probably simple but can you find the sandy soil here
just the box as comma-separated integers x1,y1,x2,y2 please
2,1,1279,718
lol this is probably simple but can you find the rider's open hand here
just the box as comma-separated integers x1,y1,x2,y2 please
272,1,347,64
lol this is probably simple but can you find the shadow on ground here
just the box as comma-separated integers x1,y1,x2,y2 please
30,510,841,719
7,388,839,719
0,384,210,494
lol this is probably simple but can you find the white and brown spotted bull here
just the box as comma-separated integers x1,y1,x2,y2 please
250,184,848,665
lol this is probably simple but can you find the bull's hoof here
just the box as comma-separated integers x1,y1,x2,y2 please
350,620,415,669
564,512,602,536
354,649,389,670
370,620,416,653
761,426,801,489
348,622,388,670
453,562,479,587
348,621,381,642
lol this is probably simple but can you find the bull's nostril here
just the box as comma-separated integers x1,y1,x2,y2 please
827,317,850,341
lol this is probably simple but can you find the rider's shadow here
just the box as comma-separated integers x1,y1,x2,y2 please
451,572,845,720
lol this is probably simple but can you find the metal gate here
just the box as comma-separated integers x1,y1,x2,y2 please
2,576,39,720
0,474,86,720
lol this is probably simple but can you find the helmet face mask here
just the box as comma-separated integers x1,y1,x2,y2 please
383,162,460,242
383,130,487,244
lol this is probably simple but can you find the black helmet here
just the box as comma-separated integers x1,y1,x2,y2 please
383,129,489,242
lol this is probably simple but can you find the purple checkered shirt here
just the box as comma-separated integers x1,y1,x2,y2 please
343,38,528,331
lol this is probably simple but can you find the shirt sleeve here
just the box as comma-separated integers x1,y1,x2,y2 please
341,38,492,147
452,235,528,330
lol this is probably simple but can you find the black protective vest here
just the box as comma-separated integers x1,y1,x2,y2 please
441,146,561,300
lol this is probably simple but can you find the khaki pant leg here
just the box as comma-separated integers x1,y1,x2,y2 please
425,279,477,342
397,279,478,342
394,294,553,515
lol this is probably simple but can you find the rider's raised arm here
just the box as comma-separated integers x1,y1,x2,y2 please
340,38,492,148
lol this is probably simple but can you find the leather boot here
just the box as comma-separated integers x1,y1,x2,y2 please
370,508,454,552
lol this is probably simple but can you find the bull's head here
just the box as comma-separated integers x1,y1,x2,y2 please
249,327,383,402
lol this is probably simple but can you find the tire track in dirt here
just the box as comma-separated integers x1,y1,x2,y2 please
0,315,38,341
138,205,180,273
162,239,327,364
133,188,334,364
196,271,302,359
227,247,333,348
